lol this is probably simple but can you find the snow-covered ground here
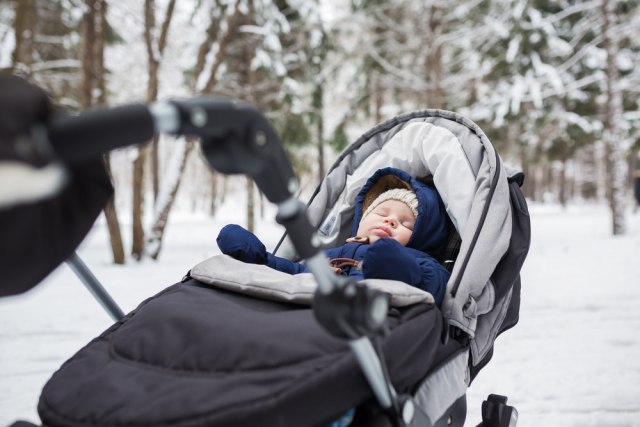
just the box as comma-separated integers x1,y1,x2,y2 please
1,201,639,427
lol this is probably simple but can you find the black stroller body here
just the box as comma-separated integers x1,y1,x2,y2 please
35,108,530,427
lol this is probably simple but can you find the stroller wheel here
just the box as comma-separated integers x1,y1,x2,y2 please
477,394,518,427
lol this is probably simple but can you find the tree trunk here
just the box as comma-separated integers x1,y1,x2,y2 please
545,161,553,201
79,0,125,264
245,0,257,232
11,0,35,75
425,5,444,109
94,0,107,106
95,0,125,264
103,156,125,264
151,135,159,201
131,147,147,260
221,175,228,204
133,0,177,260
145,4,238,259
579,143,598,200
202,3,242,94
373,73,383,124
80,0,96,109
149,0,175,202
559,156,567,207
147,139,195,259
520,144,534,200
246,177,255,232
209,170,218,216
602,0,626,235
316,92,325,186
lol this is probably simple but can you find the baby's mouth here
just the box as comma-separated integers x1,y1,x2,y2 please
374,227,391,238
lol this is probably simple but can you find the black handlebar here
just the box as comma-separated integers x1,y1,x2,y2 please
171,99,296,205
47,99,297,205
48,104,155,164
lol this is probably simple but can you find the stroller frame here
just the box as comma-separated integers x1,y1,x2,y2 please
41,99,431,426
24,100,527,427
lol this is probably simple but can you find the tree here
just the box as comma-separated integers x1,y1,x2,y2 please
336,1,505,131
463,0,638,231
0,3,15,70
601,0,628,234
146,0,242,259
80,0,126,264
540,0,637,232
10,0,35,76
10,1,84,105
306,10,331,185
146,0,324,258
6,0,129,260
131,0,176,261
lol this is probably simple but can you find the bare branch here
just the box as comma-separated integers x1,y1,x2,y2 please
157,0,176,56
143,0,155,63
202,2,242,94
548,0,603,23
192,3,227,90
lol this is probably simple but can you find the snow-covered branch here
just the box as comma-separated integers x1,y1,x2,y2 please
31,59,81,71
547,0,603,23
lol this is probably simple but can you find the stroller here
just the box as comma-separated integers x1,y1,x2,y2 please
27,103,530,427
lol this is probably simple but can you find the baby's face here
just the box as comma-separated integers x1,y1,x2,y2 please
356,199,415,246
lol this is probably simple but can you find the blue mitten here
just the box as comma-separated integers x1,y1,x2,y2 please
216,224,267,264
362,238,421,286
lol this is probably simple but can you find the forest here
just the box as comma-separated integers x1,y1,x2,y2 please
1,0,639,263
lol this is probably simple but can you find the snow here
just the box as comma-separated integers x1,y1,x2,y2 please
506,35,521,64
1,202,640,426
0,29,15,69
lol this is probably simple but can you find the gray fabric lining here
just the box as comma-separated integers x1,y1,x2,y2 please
471,284,513,363
191,255,435,307
413,350,470,424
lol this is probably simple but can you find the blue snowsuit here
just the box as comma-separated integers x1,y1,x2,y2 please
217,168,451,306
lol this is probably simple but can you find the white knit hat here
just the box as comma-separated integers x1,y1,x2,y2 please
362,188,418,219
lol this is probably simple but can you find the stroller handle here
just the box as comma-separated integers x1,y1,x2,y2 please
48,104,156,164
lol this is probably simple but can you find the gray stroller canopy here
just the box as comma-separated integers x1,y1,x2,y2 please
277,109,524,367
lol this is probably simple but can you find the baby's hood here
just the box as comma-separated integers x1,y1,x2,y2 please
351,167,449,256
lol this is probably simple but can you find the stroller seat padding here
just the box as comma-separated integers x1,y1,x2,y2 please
190,255,435,307
39,278,442,427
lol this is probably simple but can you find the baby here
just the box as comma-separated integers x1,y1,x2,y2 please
217,167,451,305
